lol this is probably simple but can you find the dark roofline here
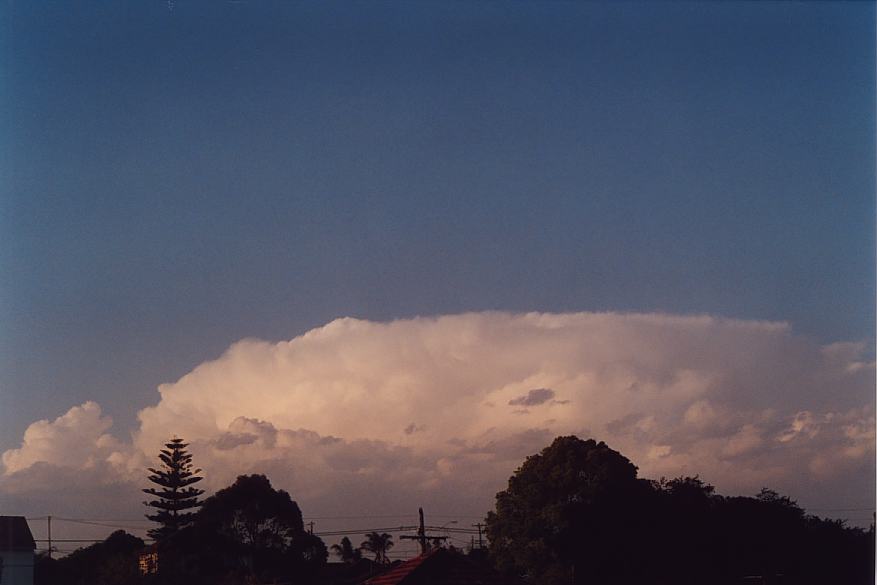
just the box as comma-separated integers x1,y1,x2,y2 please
363,549,441,585
0,516,36,551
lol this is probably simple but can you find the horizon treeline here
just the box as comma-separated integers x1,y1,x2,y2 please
487,436,874,585
34,435,874,585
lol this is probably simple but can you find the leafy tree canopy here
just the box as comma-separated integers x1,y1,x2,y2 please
486,435,874,585
35,530,144,585
486,436,651,585
192,474,327,582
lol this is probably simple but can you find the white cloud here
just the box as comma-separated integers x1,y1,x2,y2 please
1,402,128,474
2,312,874,525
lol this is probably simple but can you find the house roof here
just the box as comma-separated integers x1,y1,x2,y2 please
321,558,384,585
363,548,521,585
0,516,36,551
364,551,435,585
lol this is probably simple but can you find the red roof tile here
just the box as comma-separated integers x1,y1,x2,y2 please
363,549,523,585
364,549,439,585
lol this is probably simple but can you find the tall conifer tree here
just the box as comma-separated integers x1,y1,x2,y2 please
143,437,204,541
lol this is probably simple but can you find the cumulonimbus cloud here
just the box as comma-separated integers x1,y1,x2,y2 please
2,312,874,523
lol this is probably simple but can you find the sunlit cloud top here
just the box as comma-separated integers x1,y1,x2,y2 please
3,312,873,525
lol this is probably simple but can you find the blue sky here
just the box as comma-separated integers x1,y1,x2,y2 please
1,1,874,467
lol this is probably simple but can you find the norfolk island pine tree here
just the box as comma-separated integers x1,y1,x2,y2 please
143,437,205,541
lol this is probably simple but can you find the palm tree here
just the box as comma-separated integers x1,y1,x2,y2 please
360,532,394,564
331,536,362,563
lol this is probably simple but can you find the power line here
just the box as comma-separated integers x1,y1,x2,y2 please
399,508,453,554
27,514,484,522
53,517,151,531
423,525,478,534
34,539,112,543
27,520,475,542
472,522,485,549
807,507,875,512
317,525,417,535
303,515,418,520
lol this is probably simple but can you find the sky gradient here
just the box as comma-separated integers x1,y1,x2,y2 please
1,0,874,547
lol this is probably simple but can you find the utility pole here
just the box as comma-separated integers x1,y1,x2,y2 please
400,508,447,555
47,516,52,560
472,522,484,549
307,521,315,535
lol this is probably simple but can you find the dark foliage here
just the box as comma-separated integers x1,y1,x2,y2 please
487,435,875,585
35,530,144,585
360,531,394,564
319,557,384,585
486,436,655,585
154,474,327,584
143,437,204,542
331,536,363,563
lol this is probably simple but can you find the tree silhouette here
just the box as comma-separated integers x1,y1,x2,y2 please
331,536,362,563
143,437,204,541
486,435,874,585
34,530,144,585
487,436,659,585
360,532,394,564
194,474,327,582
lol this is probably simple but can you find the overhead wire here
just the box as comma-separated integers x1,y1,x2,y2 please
26,507,872,555
53,517,151,531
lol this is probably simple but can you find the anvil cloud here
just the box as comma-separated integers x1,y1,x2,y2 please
2,312,874,523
